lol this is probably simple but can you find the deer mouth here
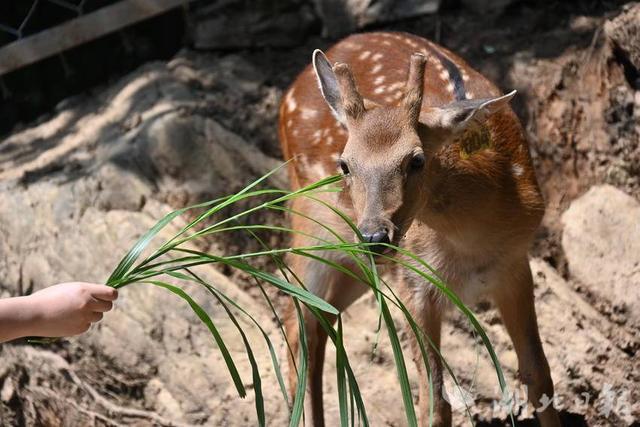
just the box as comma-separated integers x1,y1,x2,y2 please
372,224,412,262
357,221,404,260
370,235,402,262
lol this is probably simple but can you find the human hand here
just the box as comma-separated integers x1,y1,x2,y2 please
24,282,118,337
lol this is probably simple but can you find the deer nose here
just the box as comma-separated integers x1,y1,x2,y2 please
362,229,390,253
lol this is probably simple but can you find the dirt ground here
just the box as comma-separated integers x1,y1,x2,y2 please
0,1,639,426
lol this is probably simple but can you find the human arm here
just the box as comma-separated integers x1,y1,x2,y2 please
0,282,118,343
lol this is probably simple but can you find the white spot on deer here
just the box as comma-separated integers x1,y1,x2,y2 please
372,53,384,62
343,42,361,49
311,130,322,143
512,163,524,177
446,83,455,93
459,69,469,83
382,40,391,46
285,91,297,112
393,91,403,99
359,51,372,60
374,75,386,85
371,64,383,74
439,70,449,82
286,119,293,127
293,129,300,137
404,38,419,48
310,162,329,180
326,136,334,145
300,107,318,120
388,82,404,91
466,90,475,99
384,96,395,103
330,153,340,162
300,156,329,180
374,86,386,94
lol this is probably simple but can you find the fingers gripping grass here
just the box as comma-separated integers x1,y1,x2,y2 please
106,168,511,426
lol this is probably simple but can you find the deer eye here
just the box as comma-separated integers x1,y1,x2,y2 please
409,153,425,172
338,159,350,175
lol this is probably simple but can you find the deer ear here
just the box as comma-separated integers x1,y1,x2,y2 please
312,49,346,124
421,90,516,133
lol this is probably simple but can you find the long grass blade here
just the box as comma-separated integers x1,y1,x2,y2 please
141,280,246,398
181,269,265,426
336,315,349,427
107,198,222,284
289,299,308,427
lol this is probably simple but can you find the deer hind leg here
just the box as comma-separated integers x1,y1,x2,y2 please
405,288,452,427
492,259,561,427
284,251,367,427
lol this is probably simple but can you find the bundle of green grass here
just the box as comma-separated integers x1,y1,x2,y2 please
106,168,508,427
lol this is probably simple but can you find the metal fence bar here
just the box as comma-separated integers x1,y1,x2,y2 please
17,0,41,37
0,0,187,77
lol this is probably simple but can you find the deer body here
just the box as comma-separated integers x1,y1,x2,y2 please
279,32,560,427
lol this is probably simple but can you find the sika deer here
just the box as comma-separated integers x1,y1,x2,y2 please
278,32,560,427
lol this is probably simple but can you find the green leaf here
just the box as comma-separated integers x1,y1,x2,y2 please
336,315,349,427
289,300,308,427
181,269,265,426
107,198,220,285
140,280,246,399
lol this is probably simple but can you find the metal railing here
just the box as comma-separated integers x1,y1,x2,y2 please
0,0,94,45
0,0,188,77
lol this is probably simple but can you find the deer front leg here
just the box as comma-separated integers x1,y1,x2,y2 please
407,291,451,427
285,253,367,427
492,260,561,427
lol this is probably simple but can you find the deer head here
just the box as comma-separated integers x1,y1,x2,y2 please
312,49,516,253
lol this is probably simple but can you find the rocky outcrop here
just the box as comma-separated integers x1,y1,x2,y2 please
190,0,318,49
0,51,290,426
605,3,640,72
312,0,440,38
190,0,442,45
562,185,640,326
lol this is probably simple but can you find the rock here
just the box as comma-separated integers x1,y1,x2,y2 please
0,177,291,424
94,163,150,212
0,49,291,425
459,0,513,15
605,3,640,74
191,0,317,49
527,259,638,425
1,377,14,403
139,112,286,202
562,185,640,324
312,0,440,37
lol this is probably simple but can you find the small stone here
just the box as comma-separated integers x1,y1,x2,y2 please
1,377,15,402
